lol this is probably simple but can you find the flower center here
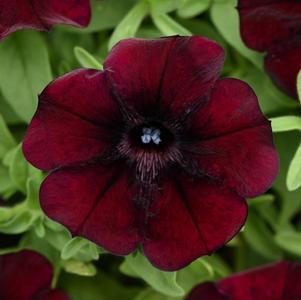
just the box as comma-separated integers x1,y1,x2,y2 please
141,127,161,145
129,122,174,150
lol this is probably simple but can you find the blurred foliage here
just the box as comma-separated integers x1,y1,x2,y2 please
0,0,300,299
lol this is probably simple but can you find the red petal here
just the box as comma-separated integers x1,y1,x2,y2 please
23,69,121,171
217,262,290,300
104,36,224,116
186,282,226,300
37,290,71,300
143,178,247,271
0,0,91,40
265,38,301,99
0,250,52,300
33,0,91,28
238,0,301,52
0,1,42,40
187,261,301,300
40,163,140,255
284,263,301,300
193,79,279,197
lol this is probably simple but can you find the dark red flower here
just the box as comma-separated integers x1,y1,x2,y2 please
186,261,301,300
237,0,301,99
0,250,70,300
0,0,91,41
23,36,279,271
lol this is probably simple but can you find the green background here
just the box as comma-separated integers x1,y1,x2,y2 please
0,0,301,299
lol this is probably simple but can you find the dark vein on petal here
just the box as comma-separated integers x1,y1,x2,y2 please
30,0,50,30
103,71,143,125
175,179,209,254
41,98,105,128
195,121,270,144
73,169,124,235
281,262,293,300
156,37,179,105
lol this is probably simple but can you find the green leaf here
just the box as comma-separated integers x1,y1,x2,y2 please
134,289,181,300
287,141,301,191
271,116,301,132
44,226,72,252
177,258,213,292
253,202,278,231
177,0,211,19
20,230,61,265
61,272,140,300
74,47,103,70
3,144,42,193
0,31,52,123
0,246,20,255
0,93,21,124
297,70,301,103
63,0,138,33
122,252,185,297
62,260,97,277
0,206,14,223
25,177,42,210
210,0,263,69
109,0,149,49
0,210,38,234
151,13,191,35
274,132,301,227
234,65,299,116
0,164,16,198
203,255,232,278
61,237,100,261
44,217,67,232
34,218,46,238
248,194,275,207
0,113,16,158
62,237,89,260
243,210,282,260
275,231,301,257
149,0,185,14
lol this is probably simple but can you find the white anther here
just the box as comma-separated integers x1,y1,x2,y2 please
152,136,161,145
143,127,152,135
141,134,152,144
150,128,161,145
141,127,161,145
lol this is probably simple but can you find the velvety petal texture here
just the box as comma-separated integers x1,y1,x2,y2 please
104,36,225,116
40,163,140,256
23,69,121,171
237,0,301,98
192,79,278,197
265,38,301,98
186,261,301,300
143,178,247,270
238,0,301,51
186,282,226,300
0,250,70,300
24,36,278,270
0,0,91,40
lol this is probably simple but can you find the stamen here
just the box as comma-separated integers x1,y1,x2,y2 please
141,127,161,145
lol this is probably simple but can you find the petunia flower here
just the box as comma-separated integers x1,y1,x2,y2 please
23,36,279,271
237,0,301,99
0,250,70,300
186,261,301,300
0,0,91,41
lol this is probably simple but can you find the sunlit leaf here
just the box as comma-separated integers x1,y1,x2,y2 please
109,0,149,49
74,47,103,70
0,31,52,123
177,0,211,19
151,13,191,35
287,141,301,191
